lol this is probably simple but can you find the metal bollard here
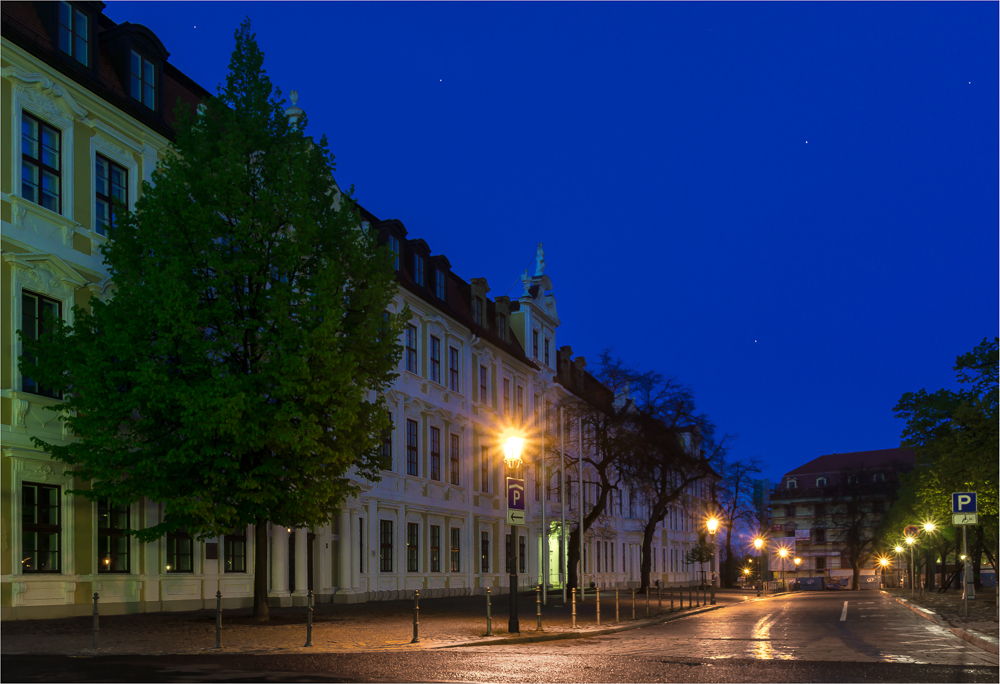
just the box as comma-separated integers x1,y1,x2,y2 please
615,587,620,623
596,588,600,626
214,590,222,649
486,588,492,637
92,592,99,650
305,589,314,647
536,584,542,631
631,588,635,620
411,590,420,644
571,588,577,629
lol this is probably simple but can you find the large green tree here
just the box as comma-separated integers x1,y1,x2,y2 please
892,337,999,585
18,20,405,621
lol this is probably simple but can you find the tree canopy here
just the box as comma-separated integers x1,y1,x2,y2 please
18,19,406,619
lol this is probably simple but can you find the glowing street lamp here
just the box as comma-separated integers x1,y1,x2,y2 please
905,535,917,597
879,557,890,589
706,517,719,588
753,537,765,596
502,433,524,634
778,547,789,589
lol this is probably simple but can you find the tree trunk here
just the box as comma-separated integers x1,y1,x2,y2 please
924,549,934,590
566,525,580,592
852,558,861,591
724,523,735,588
253,519,270,621
639,520,657,592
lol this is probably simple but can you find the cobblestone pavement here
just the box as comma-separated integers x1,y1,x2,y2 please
1,587,755,656
464,592,1000,667
882,586,999,638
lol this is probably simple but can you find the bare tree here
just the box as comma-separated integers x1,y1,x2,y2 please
716,458,763,587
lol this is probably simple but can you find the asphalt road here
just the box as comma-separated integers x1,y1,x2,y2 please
5,592,998,682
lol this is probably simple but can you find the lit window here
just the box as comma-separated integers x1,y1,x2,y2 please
22,482,60,573
98,499,131,573
95,155,127,235
130,50,156,109
21,113,61,214
59,2,89,65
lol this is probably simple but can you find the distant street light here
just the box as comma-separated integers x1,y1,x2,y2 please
753,537,765,596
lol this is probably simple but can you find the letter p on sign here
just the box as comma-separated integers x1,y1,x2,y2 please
952,492,977,513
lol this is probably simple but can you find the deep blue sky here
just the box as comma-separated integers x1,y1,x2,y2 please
108,2,998,484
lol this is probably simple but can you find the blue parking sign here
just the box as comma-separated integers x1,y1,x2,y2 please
953,492,977,513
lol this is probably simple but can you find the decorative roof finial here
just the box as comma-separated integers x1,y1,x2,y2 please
533,242,545,277
285,90,304,129
521,270,531,297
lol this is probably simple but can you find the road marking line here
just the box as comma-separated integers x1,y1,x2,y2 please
840,601,848,621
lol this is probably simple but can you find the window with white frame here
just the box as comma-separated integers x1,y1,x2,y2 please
430,336,441,383
130,50,156,109
21,113,61,214
405,325,418,373
388,235,400,270
22,482,61,573
20,291,62,398
59,1,90,66
95,155,127,235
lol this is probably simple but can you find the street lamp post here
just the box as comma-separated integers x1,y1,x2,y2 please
894,545,903,589
793,557,801,588
879,557,890,589
707,517,719,588
753,537,764,596
503,434,525,635
905,536,916,597
778,547,789,590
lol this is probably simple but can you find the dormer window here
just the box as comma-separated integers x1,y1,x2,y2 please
131,50,156,109
873,473,884,483
497,314,506,342
388,235,400,270
59,2,89,66
435,270,446,300
787,478,797,490
413,254,425,287
816,477,826,487
473,297,483,325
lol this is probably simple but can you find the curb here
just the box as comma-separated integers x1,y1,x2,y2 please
435,604,726,648
948,627,1000,655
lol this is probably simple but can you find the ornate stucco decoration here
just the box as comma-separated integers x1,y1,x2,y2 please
3,66,89,123
4,253,88,294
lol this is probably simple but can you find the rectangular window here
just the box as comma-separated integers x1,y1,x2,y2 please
59,2,88,65
388,235,400,270
406,419,419,477
785,506,796,518
405,324,418,373
479,366,489,406
130,50,155,109
407,522,419,572
358,518,365,574
381,412,393,467
414,254,425,286
435,269,446,300
21,113,61,214
224,531,246,572
519,535,526,574
516,386,524,422
497,314,506,342
473,297,483,325
21,291,62,398
450,528,461,572
532,331,539,359
481,446,489,494
430,336,441,383
430,525,441,573
380,520,393,572
816,556,827,570
449,347,460,391
21,482,60,573
98,499,130,573
430,426,441,481
449,433,460,485
167,531,193,573
815,528,826,544
481,532,490,573
95,155,127,236
544,339,550,366
503,378,511,416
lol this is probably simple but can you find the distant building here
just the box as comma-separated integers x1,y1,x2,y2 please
769,448,915,582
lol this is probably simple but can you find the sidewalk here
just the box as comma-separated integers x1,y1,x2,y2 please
882,587,999,655
1,587,758,656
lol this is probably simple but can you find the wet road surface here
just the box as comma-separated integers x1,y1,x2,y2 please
5,592,997,682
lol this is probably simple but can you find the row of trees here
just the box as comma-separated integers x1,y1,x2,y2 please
544,350,769,592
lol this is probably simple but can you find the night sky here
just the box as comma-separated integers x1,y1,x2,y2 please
106,2,998,484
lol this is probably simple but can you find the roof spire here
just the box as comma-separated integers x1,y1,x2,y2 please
285,90,304,129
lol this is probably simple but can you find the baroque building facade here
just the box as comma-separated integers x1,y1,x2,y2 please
2,2,719,619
